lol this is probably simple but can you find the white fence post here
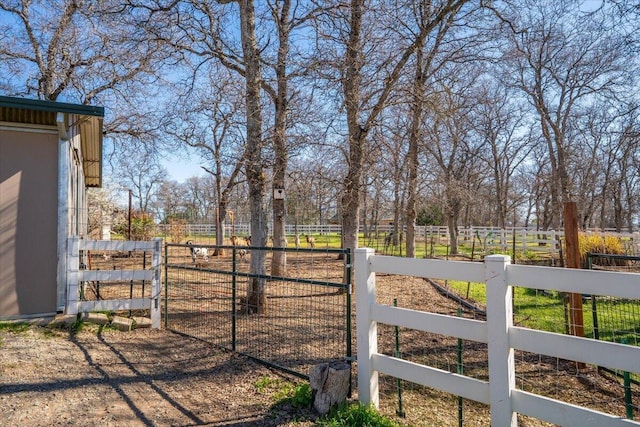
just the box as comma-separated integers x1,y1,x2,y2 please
151,238,163,329
65,236,79,315
485,254,517,426
355,247,379,408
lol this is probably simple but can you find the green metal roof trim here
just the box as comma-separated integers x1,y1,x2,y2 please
0,96,104,187
0,95,104,117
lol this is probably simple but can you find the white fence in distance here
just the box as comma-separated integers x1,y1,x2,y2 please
65,237,162,328
156,224,640,255
355,248,640,426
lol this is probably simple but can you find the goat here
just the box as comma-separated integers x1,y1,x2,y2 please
384,231,395,252
230,235,239,246
238,248,248,260
306,234,315,249
186,240,209,263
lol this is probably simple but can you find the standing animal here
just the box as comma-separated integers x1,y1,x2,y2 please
238,248,248,260
384,231,395,252
306,234,315,248
230,235,239,246
244,236,251,246
186,240,209,262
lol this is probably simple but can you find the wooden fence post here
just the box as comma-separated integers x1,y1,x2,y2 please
355,247,378,408
564,202,585,339
485,254,517,427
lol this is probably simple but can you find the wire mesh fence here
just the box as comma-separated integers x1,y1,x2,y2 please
587,254,640,388
163,242,351,379
370,262,640,426
442,268,640,425
373,274,491,426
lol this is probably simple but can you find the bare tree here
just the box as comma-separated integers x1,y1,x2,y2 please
403,1,480,257
263,0,324,276
474,82,533,228
422,71,485,255
493,0,637,228
112,147,167,214
325,0,471,259
165,69,247,253
0,0,170,102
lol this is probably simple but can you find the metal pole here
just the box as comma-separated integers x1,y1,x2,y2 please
346,248,353,397
128,189,132,240
394,298,405,417
164,243,169,329
232,246,237,352
588,255,600,341
622,339,634,420
457,307,464,427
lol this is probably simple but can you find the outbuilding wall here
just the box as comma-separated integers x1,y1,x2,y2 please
0,128,59,318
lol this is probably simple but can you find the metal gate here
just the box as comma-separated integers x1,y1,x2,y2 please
163,243,351,379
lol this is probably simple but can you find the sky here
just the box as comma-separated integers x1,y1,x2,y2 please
162,154,206,183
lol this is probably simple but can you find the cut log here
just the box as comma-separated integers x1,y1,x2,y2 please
309,360,351,415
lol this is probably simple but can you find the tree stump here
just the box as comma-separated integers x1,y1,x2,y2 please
309,360,351,415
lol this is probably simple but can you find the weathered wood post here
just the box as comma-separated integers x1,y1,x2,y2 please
564,202,585,370
564,202,585,337
309,360,351,415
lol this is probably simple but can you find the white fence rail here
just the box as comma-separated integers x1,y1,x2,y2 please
65,237,162,328
355,248,640,426
155,223,640,255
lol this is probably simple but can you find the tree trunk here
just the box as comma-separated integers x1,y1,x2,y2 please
239,0,267,314
340,0,365,262
270,0,291,277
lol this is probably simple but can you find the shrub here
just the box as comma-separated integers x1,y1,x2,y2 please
578,233,626,268
113,211,155,240
167,218,188,243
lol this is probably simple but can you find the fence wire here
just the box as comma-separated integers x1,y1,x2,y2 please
372,260,639,426
163,243,351,379
372,274,490,426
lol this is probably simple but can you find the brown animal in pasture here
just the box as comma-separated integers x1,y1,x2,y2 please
230,235,239,246
244,236,251,246
306,234,315,249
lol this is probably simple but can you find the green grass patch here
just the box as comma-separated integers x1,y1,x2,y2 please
0,322,31,333
318,402,399,427
255,377,312,407
445,281,639,343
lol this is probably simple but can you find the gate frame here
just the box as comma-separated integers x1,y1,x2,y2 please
65,236,162,328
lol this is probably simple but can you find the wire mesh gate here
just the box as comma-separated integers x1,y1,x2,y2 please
163,243,352,379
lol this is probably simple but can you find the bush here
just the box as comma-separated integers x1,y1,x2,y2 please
578,233,626,268
167,218,188,243
113,211,155,240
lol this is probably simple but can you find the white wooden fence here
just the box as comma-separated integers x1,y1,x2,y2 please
355,248,640,426
65,237,162,328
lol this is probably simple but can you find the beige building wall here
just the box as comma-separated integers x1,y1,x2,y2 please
0,128,58,317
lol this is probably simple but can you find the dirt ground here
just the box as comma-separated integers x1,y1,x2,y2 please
0,326,319,427
2,249,637,426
